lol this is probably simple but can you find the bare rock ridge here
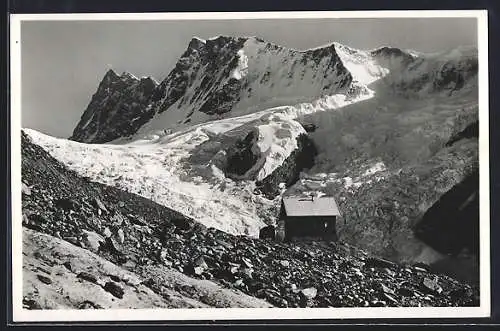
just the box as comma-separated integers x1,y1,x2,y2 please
22,131,479,308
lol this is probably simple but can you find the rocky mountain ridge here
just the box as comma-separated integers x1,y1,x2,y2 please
70,36,447,144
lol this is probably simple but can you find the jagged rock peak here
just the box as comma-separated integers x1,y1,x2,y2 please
371,46,413,57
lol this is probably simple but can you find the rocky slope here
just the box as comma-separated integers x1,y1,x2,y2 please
21,131,479,309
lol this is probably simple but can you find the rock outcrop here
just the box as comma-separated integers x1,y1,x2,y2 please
70,70,157,143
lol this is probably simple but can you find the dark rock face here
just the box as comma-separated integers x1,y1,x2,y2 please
152,36,248,115
414,169,479,256
256,134,318,199
446,121,479,147
70,70,157,143
224,131,259,176
223,132,317,199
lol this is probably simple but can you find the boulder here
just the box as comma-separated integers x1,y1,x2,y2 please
77,301,104,309
36,274,52,285
421,277,443,295
103,281,124,299
54,198,80,212
364,257,396,269
82,230,105,253
22,182,32,196
91,197,108,214
300,287,318,300
259,225,276,240
77,272,98,284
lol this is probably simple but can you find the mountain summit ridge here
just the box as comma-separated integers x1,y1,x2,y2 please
67,37,371,143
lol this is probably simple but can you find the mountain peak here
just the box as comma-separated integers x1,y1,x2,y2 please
103,68,119,80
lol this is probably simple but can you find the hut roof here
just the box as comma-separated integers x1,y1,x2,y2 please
282,195,341,217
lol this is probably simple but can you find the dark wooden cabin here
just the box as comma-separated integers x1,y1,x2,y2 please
277,195,341,242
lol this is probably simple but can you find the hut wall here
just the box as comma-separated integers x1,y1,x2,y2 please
283,215,337,241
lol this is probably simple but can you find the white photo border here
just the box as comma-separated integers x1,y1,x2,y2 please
9,9,490,322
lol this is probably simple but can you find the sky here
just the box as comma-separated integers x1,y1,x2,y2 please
20,17,478,138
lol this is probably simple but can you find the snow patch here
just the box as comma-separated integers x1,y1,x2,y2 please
241,114,306,181
230,49,249,80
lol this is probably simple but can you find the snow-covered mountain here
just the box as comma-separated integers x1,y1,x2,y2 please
70,36,373,144
28,36,479,264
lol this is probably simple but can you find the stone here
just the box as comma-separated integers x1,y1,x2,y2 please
91,197,108,214
77,300,104,309
62,261,72,272
82,230,105,253
280,260,290,267
364,257,396,269
103,227,112,238
239,267,254,280
22,182,32,196
194,266,205,275
116,228,125,244
216,239,234,250
259,225,276,240
301,287,318,300
382,268,396,277
103,281,124,299
421,277,443,295
371,300,387,307
413,262,430,271
23,297,42,310
241,257,253,268
128,214,147,226
77,272,98,284
352,268,364,279
109,274,121,282
37,274,52,285
377,283,395,295
382,293,398,304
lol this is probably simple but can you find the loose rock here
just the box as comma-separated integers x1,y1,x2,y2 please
103,281,124,299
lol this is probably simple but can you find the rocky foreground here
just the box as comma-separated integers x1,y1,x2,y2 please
21,131,479,309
